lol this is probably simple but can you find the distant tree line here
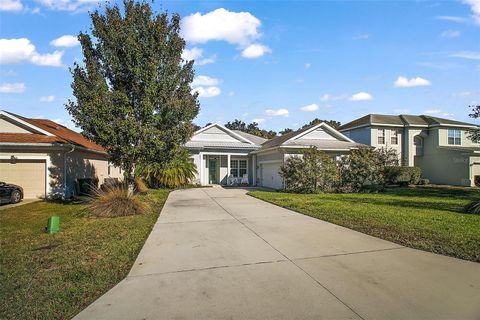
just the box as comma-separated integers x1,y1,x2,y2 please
194,118,342,139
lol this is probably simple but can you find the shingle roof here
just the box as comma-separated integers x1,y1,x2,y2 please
2,112,106,152
339,114,477,130
184,141,259,149
232,130,268,145
260,125,313,149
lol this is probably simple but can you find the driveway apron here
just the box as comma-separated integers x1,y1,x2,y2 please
75,187,480,320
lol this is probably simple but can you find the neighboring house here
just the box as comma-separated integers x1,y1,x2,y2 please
0,110,122,199
186,122,364,189
338,114,480,187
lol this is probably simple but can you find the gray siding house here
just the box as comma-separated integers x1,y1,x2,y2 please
339,114,480,187
185,122,364,189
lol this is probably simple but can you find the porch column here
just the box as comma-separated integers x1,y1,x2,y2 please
199,152,204,185
252,155,257,186
227,154,231,184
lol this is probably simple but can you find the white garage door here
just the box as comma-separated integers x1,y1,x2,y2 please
0,159,46,198
260,162,283,190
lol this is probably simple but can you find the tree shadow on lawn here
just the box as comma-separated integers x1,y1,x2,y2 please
384,187,480,201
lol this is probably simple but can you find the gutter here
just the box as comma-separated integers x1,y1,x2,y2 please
0,142,108,155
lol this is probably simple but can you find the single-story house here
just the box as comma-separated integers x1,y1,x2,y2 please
0,110,122,199
186,122,364,189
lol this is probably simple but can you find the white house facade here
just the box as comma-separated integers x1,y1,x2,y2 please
185,122,364,189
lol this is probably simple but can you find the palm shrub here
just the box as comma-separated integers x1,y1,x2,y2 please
88,184,149,217
339,147,384,192
137,150,197,188
280,148,340,193
464,200,480,215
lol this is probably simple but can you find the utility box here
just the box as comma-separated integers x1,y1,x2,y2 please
46,216,60,234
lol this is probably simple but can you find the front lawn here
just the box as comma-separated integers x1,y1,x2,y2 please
249,187,480,262
0,189,170,320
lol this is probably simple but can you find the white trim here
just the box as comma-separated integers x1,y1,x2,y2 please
0,155,51,197
0,111,54,136
258,159,283,164
201,151,249,156
287,122,355,143
192,123,255,145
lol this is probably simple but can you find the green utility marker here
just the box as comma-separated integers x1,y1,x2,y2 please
46,216,60,234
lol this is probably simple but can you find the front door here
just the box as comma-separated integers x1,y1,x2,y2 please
208,158,218,184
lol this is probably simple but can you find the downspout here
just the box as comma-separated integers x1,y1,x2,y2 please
64,145,75,198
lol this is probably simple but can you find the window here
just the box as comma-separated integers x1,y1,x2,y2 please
391,130,399,145
230,159,247,177
377,129,385,144
448,129,461,145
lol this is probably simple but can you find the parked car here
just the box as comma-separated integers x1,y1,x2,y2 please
0,182,24,205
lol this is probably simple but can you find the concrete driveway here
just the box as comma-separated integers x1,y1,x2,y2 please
75,187,480,320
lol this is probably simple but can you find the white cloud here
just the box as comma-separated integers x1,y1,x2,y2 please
304,63,311,69
40,95,55,102
35,0,100,12
181,47,216,65
394,76,431,88
50,35,79,47
228,91,235,96
320,93,346,101
265,108,289,117
252,118,265,124
435,16,470,23
464,0,480,24
241,43,271,58
0,82,25,93
424,109,455,118
300,103,319,112
182,8,270,59
192,86,221,98
0,0,23,11
450,51,480,60
192,75,219,86
182,8,261,46
353,33,370,40
0,38,63,67
349,92,373,101
424,109,441,114
440,30,461,38
52,118,63,124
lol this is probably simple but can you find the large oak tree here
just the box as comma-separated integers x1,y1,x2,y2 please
66,0,199,182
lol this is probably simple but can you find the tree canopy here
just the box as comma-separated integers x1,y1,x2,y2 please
467,104,480,142
66,0,199,181
225,119,277,139
301,118,341,129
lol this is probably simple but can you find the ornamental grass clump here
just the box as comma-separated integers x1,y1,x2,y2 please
464,200,480,215
88,185,149,217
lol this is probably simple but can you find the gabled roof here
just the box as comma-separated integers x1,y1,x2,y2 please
1,110,106,152
256,122,364,152
339,114,478,130
185,123,262,150
232,130,268,145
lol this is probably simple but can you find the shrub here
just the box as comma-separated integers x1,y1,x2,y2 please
88,185,149,217
339,147,384,191
386,166,422,186
136,149,197,188
464,200,480,215
280,148,340,194
135,177,148,194
418,178,430,185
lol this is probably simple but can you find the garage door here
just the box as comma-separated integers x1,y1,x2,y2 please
260,162,283,190
0,159,46,198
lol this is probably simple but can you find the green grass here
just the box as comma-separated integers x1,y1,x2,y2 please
0,189,170,320
249,187,480,262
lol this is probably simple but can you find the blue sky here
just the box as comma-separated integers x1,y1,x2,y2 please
0,0,479,132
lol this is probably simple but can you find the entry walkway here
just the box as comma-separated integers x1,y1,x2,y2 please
75,187,480,319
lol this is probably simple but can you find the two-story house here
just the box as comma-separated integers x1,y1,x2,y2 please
338,114,480,187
